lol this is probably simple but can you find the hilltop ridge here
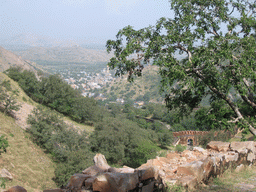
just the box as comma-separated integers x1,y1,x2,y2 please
0,46,42,73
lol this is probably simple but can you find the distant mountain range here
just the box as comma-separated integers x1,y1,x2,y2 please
0,34,113,64
11,46,113,63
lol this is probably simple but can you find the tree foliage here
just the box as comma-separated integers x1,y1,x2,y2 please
90,117,160,167
0,80,20,115
5,67,101,124
106,0,256,134
27,106,94,186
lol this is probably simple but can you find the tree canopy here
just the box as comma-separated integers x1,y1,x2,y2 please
106,0,256,134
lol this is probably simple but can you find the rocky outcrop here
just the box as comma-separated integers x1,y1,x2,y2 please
5,141,256,192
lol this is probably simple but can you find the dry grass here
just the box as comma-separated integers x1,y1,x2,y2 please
0,112,57,192
198,165,256,192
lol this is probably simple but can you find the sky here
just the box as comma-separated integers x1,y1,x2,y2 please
0,0,173,45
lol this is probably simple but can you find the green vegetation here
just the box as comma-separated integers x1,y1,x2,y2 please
90,117,160,168
0,133,9,189
0,79,20,115
174,144,186,153
27,106,94,186
100,66,165,104
5,67,103,125
106,0,256,136
0,135,9,155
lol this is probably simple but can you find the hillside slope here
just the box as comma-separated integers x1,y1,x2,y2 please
0,46,42,73
99,65,165,103
0,113,57,192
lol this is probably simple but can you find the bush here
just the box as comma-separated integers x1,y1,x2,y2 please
27,106,93,186
0,135,9,154
90,117,160,167
54,149,94,186
0,80,20,115
175,144,186,153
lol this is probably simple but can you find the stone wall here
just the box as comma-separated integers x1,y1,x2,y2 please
6,141,256,192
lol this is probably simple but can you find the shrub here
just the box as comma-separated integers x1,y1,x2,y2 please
0,135,9,154
175,144,186,153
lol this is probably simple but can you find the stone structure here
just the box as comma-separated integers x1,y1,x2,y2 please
173,130,209,145
5,141,256,192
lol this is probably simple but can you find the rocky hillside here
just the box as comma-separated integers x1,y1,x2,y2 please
0,46,42,73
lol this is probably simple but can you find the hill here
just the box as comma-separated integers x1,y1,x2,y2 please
99,65,166,103
11,46,113,64
0,71,95,190
0,112,57,192
0,46,43,73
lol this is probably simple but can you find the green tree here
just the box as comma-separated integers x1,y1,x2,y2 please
106,0,256,134
90,117,159,167
0,80,20,115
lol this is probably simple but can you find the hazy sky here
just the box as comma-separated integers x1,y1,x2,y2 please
1,0,173,45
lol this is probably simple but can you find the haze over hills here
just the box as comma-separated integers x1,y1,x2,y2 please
12,46,113,63
0,46,43,73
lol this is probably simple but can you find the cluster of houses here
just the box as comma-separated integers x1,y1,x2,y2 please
62,66,146,107
64,66,114,96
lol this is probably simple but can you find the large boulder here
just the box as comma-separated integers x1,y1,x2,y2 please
66,173,91,190
177,160,204,181
206,141,230,152
93,172,139,192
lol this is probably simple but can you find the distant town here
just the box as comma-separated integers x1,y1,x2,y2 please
62,66,114,100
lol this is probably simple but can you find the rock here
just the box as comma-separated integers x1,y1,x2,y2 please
224,152,239,163
92,174,113,192
177,161,204,181
201,157,214,181
93,172,139,192
84,177,96,190
108,166,135,173
82,154,111,176
66,174,91,190
207,141,230,152
82,165,107,176
0,168,13,180
177,175,198,190
93,153,111,170
247,152,256,163
230,141,256,154
141,181,155,192
193,147,207,154
235,164,245,173
136,166,159,181
6,186,27,192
